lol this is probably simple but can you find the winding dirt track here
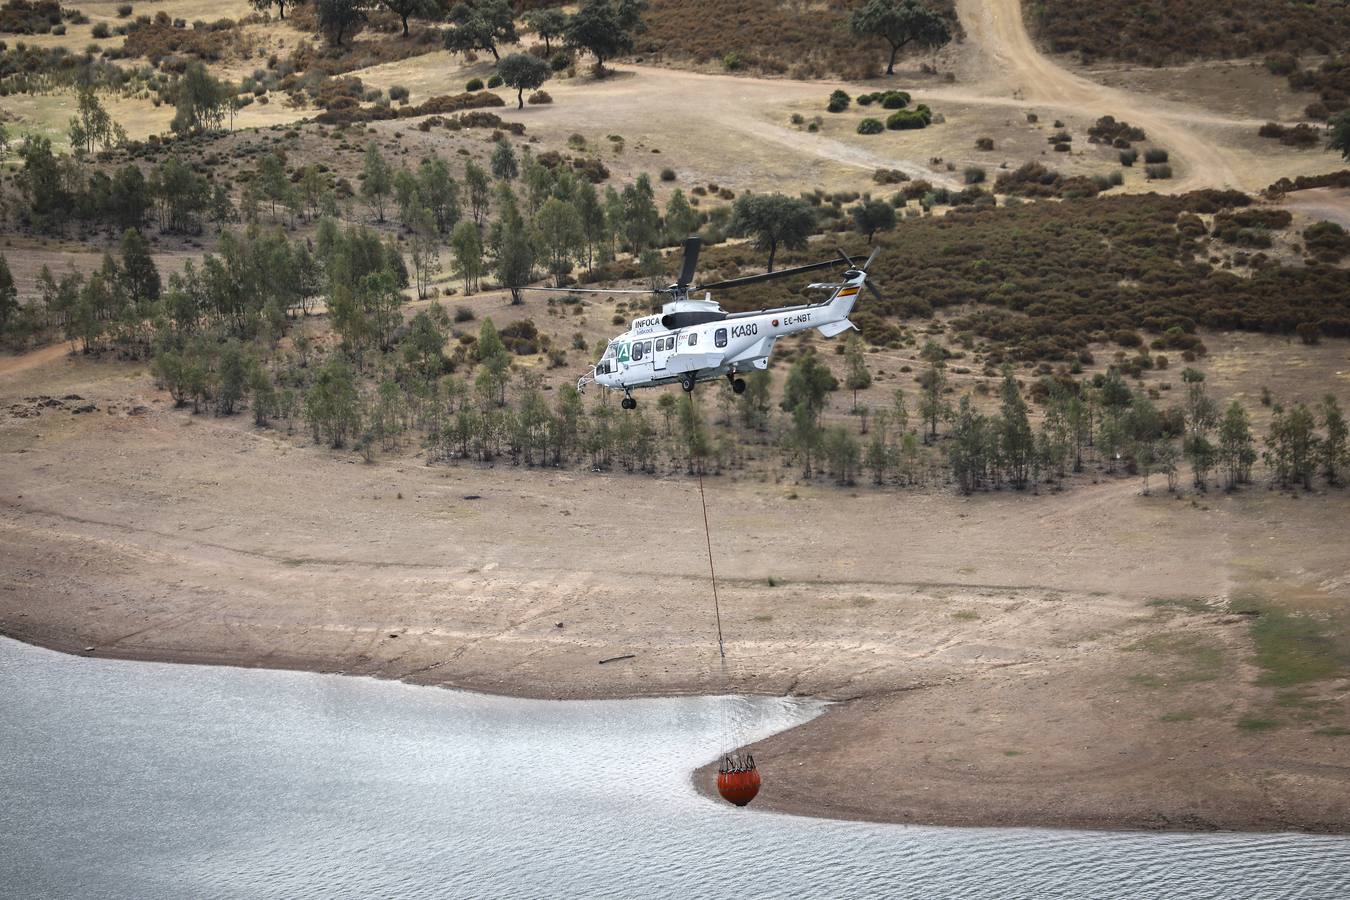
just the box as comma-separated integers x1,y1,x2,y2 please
946,0,1242,190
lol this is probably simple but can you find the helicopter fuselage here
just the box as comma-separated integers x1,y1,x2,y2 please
581,271,866,395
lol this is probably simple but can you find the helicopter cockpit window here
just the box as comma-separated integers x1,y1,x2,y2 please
714,328,728,348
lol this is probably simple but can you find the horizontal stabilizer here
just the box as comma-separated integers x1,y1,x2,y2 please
817,319,856,338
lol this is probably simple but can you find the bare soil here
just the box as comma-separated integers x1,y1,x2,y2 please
2,338,1348,832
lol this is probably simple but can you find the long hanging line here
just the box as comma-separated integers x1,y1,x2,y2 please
696,466,726,661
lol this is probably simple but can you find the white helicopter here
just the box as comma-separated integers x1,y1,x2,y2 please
530,238,882,409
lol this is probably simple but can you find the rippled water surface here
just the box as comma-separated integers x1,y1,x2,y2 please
2,638,1348,899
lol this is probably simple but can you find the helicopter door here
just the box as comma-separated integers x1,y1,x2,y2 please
628,338,654,380
653,335,675,371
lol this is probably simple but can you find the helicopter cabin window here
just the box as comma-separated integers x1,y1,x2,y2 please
632,341,645,361
714,328,728,348
688,333,698,347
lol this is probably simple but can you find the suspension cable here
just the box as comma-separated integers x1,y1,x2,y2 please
691,391,726,660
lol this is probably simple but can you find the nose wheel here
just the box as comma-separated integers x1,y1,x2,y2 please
680,373,696,393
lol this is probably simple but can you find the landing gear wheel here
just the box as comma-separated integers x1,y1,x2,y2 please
621,396,636,410
731,377,746,395
680,373,696,393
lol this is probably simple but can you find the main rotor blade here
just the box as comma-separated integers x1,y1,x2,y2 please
676,235,702,287
863,246,882,271
518,286,664,295
865,280,883,301
697,258,844,292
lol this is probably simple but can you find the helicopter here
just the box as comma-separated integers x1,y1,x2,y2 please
527,238,882,409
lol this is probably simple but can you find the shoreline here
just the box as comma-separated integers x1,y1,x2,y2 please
7,628,1347,836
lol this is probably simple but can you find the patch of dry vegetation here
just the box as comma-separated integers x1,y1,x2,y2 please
637,0,957,79
1028,0,1350,65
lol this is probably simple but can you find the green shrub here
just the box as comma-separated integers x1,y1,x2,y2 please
857,93,875,106
528,90,552,104
881,91,910,109
857,117,884,135
826,88,850,112
722,52,742,71
1144,148,1169,164
550,51,571,71
659,167,676,181
963,166,986,185
886,105,931,130
1146,163,1173,180
454,305,475,323
466,77,484,91
487,74,503,89
389,85,410,102
1120,148,1138,166
117,3,133,16
92,21,110,38
975,136,994,151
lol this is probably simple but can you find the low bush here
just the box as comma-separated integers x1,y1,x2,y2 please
1120,148,1138,166
872,167,907,183
1087,115,1145,144
388,84,409,102
1146,163,1173,180
975,136,994,150
91,20,109,37
117,3,132,16
826,88,850,112
659,167,676,181
527,90,552,104
886,105,932,130
963,166,986,185
857,117,884,135
1144,148,1169,164
487,74,503,88
465,77,484,91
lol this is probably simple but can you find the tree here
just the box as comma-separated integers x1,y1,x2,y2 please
1329,110,1350,162
843,334,871,409
620,174,661,254
1264,402,1320,490
918,340,948,441
477,317,511,405
256,152,290,221
252,0,302,18
464,160,491,227
728,193,816,272
494,198,535,304
451,219,484,294
119,228,160,304
576,181,606,274
171,62,227,134
68,84,121,156
408,206,441,300
663,189,699,245
445,0,517,62
998,367,1033,489
110,164,150,230
0,254,17,335
1218,400,1255,489
215,341,248,416
316,0,368,47
850,199,896,243
1320,394,1347,484
498,53,552,110
565,0,647,76
535,196,583,285
417,154,460,233
381,0,435,36
361,142,392,222
948,395,987,493
491,139,519,181
525,7,568,54
850,0,953,76
781,348,837,426
305,355,362,447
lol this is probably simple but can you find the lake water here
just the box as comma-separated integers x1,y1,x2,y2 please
2,637,1348,899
